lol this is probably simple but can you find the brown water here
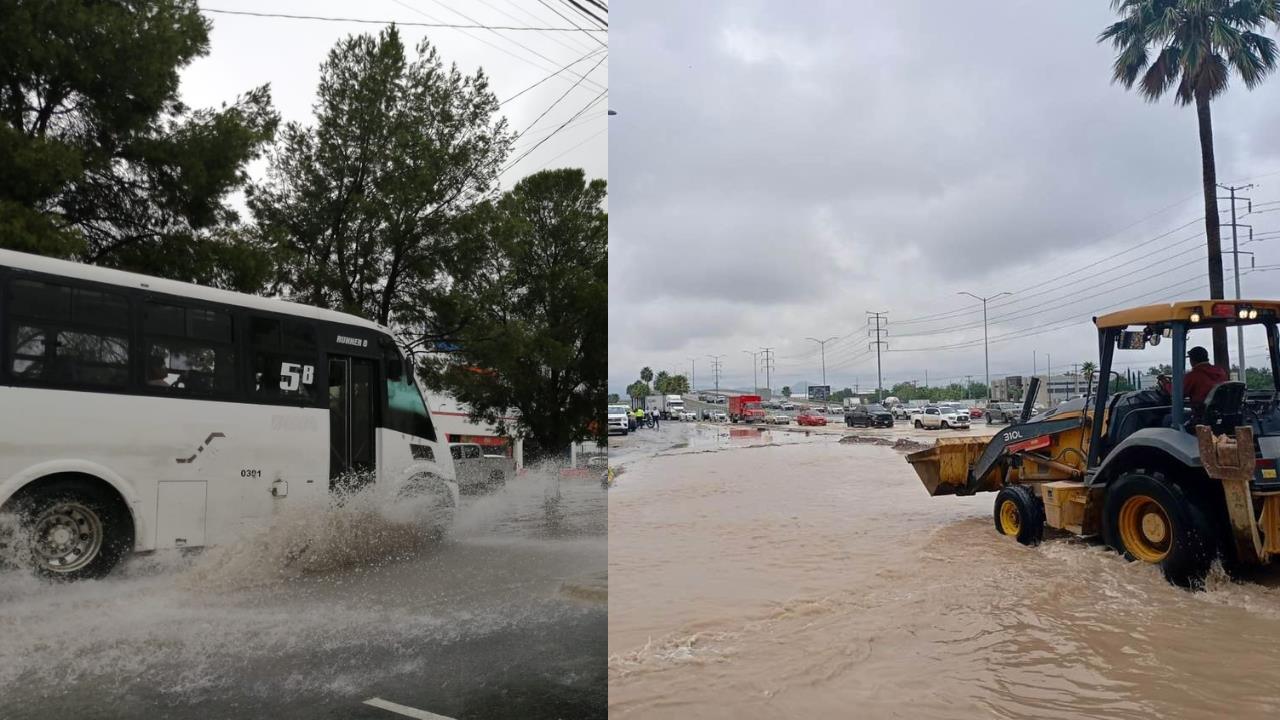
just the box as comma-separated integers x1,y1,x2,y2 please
609,432,1280,719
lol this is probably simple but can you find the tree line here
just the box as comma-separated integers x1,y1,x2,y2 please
0,2,605,455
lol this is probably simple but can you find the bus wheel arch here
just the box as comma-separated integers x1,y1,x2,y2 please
3,473,135,580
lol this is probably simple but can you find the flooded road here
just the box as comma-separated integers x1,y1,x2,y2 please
0,470,606,720
609,423,1280,719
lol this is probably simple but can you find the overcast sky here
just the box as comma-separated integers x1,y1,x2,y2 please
178,0,607,191
609,0,1280,397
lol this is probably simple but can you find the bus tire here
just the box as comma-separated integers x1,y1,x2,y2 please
7,477,132,581
993,484,1044,546
1103,470,1215,588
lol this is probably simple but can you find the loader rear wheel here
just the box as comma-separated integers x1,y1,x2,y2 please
914,420,922,429
1103,471,1214,588
993,485,1044,546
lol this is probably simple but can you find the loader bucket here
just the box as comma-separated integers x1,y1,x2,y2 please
906,436,993,496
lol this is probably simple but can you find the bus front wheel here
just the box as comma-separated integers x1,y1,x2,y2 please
6,477,131,580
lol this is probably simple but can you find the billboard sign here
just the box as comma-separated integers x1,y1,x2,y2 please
807,385,831,401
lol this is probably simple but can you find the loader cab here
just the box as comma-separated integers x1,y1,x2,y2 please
1089,301,1280,469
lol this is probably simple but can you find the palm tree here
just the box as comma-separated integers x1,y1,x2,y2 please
1100,0,1279,369
639,366,653,384
1081,360,1097,380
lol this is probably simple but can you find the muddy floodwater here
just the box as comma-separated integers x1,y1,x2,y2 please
0,470,606,720
609,423,1280,719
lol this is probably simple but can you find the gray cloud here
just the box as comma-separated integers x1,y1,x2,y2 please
610,0,1280,395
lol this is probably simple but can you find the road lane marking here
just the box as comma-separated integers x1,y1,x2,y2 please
363,697,457,720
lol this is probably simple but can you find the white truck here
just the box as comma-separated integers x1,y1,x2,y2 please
842,397,862,409
644,394,686,420
911,404,971,430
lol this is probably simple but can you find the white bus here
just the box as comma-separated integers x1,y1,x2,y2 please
0,249,457,579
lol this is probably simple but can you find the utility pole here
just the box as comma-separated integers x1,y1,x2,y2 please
741,350,760,392
1219,183,1254,382
867,312,888,402
1072,363,1079,398
805,336,838,387
1033,350,1037,377
687,357,696,393
707,354,723,394
758,347,775,396
958,291,1011,399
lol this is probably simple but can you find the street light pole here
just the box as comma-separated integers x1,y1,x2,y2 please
687,357,696,392
741,350,760,392
959,291,1011,400
805,336,838,387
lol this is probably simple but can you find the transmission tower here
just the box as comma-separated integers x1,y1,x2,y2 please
867,312,888,402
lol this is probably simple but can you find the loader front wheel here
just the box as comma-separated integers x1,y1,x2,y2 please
993,485,1044,546
1103,471,1214,588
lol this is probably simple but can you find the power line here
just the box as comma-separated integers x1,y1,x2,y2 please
562,0,608,28
388,0,606,96
535,0,607,47
199,7,605,32
502,88,607,172
894,217,1207,327
500,48,606,106
512,52,608,139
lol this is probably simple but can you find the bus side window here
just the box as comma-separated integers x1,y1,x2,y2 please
249,316,318,404
142,301,237,397
6,279,130,388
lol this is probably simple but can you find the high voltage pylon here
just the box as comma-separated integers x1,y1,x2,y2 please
706,354,724,394
759,347,775,395
1219,182,1254,382
867,312,888,402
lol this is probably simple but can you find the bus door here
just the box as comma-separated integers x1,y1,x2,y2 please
328,355,376,491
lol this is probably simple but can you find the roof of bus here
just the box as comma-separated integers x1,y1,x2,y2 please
1095,299,1280,329
0,249,386,333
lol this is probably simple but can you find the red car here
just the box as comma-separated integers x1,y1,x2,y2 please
969,407,983,419
796,412,827,426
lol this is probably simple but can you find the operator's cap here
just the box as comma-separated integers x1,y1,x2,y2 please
1188,346,1209,363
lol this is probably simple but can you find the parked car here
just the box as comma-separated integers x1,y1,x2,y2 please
796,412,827,426
767,413,791,425
450,443,512,494
968,407,984,419
845,403,894,428
893,405,918,420
679,410,698,421
912,405,970,430
607,404,631,435
780,401,795,411
712,410,728,422
984,402,1023,424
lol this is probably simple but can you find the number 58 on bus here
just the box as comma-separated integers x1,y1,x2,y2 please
0,249,458,579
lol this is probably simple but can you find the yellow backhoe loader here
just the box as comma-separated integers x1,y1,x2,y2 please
907,300,1280,586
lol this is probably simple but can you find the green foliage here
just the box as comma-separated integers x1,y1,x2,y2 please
781,386,791,397
626,381,651,400
607,393,620,404
0,0,278,290
1100,0,1279,106
640,366,653,383
1148,364,1174,376
418,169,606,456
251,26,510,324
653,373,689,395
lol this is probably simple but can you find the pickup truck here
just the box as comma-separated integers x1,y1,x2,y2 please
911,405,970,430
983,402,1023,424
